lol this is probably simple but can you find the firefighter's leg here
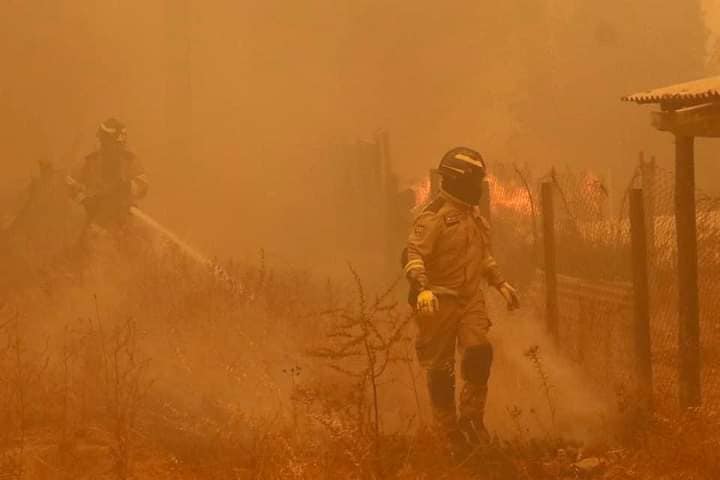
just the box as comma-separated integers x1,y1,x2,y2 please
457,292,493,445
426,358,457,433
415,296,462,441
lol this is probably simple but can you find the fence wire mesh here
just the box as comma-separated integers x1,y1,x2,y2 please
644,163,720,411
550,167,632,282
546,167,637,399
644,163,680,407
487,158,720,411
487,161,539,289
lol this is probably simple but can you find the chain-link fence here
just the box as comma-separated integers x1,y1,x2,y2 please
481,161,639,400
643,162,720,411
487,161,539,288
485,157,720,411
550,166,632,282
542,167,637,401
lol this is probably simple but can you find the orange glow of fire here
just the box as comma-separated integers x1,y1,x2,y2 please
578,172,605,202
486,175,533,216
414,176,432,207
409,174,535,216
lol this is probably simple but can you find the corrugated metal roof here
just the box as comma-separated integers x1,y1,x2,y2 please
622,76,720,105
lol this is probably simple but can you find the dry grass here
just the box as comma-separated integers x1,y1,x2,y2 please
0,234,718,479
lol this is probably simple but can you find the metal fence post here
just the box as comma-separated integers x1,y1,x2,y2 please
541,182,559,341
630,188,653,411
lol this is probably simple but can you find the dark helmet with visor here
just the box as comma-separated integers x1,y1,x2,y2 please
437,147,486,205
97,118,127,147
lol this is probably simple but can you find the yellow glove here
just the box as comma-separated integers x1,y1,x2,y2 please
497,282,520,311
416,290,440,316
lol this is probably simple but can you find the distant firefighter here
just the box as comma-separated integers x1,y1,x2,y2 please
402,147,519,462
66,118,149,227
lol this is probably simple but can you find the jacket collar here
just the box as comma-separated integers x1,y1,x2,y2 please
439,188,474,210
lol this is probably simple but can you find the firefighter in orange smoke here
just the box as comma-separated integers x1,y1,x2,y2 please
66,118,149,228
403,147,519,460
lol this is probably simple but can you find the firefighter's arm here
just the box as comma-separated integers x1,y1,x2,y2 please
130,173,149,200
65,159,93,204
404,211,442,290
405,212,443,315
128,156,149,200
65,175,86,202
478,215,519,310
498,282,520,310
477,216,504,286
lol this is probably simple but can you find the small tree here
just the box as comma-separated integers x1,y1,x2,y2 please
311,264,409,454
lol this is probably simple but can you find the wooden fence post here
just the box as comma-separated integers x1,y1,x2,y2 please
541,182,559,341
640,155,657,268
630,188,653,411
675,135,701,409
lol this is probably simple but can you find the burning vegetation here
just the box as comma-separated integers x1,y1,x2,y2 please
2,153,720,479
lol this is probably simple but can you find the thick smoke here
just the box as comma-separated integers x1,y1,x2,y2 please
0,0,716,265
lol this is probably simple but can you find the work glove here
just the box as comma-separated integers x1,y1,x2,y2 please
497,281,520,311
416,289,440,316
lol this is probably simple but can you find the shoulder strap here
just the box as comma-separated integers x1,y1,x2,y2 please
423,196,445,214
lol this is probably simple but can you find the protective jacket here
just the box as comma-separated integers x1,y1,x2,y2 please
66,149,148,224
404,190,504,300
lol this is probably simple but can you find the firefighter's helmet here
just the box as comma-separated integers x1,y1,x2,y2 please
97,118,127,146
437,147,486,181
437,147,486,205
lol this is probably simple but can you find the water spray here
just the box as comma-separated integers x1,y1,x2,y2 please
129,206,242,294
